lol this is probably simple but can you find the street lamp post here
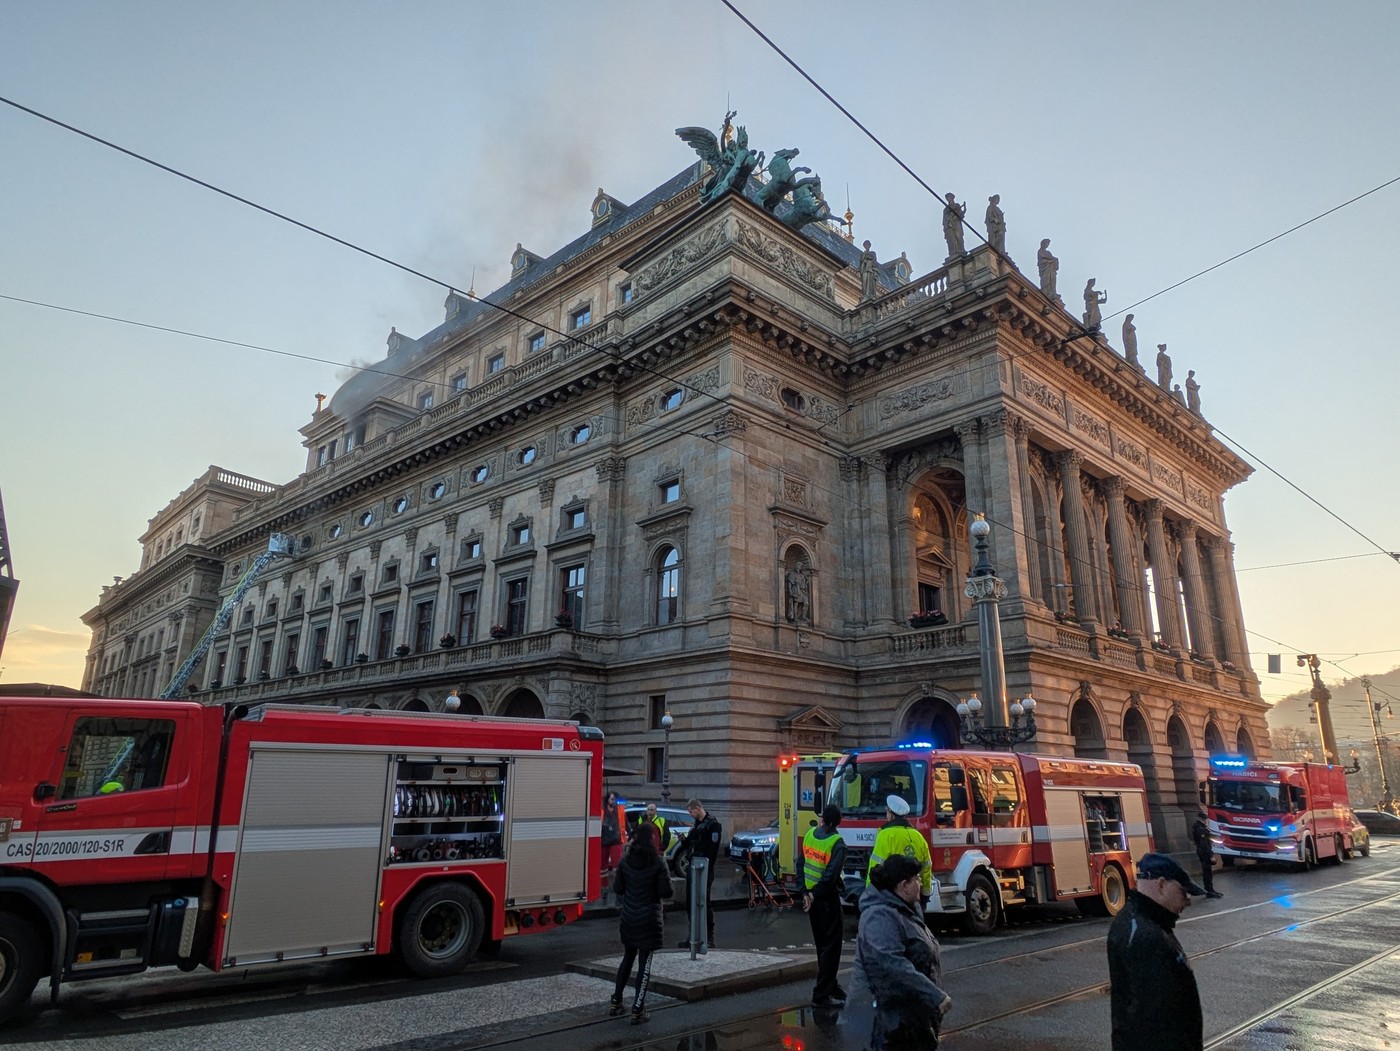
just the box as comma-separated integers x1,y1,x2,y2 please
959,514,1038,750
1362,677,1396,812
1298,654,1341,764
660,709,674,804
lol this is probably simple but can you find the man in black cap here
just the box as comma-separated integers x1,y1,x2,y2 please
1106,853,1204,1051
1189,811,1223,899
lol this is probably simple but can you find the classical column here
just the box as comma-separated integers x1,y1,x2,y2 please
979,410,1035,604
870,454,901,626
1204,535,1246,666
1103,478,1145,636
1056,450,1099,624
1012,418,1043,604
840,456,870,624
1177,521,1214,658
955,419,986,518
1144,500,1183,649
595,455,627,631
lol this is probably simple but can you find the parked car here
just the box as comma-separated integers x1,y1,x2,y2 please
1355,809,1400,836
728,818,780,866
623,803,695,875
1349,816,1371,858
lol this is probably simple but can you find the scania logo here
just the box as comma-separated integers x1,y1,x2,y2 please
1233,816,1263,824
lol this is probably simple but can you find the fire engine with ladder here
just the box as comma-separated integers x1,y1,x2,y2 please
0,696,603,1024
824,744,1153,933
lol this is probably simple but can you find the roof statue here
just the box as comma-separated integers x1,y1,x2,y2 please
676,112,832,230
676,110,763,205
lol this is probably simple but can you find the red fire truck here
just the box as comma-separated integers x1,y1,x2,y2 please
1202,755,1361,868
0,696,603,1023
826,745,1153,934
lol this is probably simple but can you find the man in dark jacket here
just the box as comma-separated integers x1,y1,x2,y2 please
677,797,722,950
1190,811,1224,898
1107,853,1204,1051
803,804,848,1007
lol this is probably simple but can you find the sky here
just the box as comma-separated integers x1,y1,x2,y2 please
2,2,1398,710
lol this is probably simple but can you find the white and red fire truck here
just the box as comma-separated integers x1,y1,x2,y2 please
1202,755,1361,868
826,745,1153,934
0,696,603,1023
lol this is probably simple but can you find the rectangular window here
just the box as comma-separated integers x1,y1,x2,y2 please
505,579,528,635
564,506,586,530
620,283,633,305
343,429,355,453
241,606,254,627
528,332,546,354
451,373,468,392
349,573,364,594
265,599,278,620
488,352,505,374
511,523,531,546
418,390,434,410
413,600,434,652
375,609,395,661
383,563,398,584
560,565,585,626
647,746,666,784
235,645,249,683
318,584,333,604
284,633,300,674
59,716,176,799
327,439,338,460
317,445,329,467
456,589,478,643
571,306,591,330
341,618,361,664
649,694,667,730
661,480,680,504
917,583,942,615
311,625,329,667
258,638,273,677
213,650,228,685
290,592,304,614
462,538,482,561
420,552,439,574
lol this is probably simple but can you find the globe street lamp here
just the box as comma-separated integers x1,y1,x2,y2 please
660,709,674,804
959,514,1037,749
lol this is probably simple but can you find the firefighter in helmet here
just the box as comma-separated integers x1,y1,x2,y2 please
867,795,931,905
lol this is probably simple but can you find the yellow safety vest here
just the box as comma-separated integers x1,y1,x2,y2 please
867,820,932,894
802,827,841,890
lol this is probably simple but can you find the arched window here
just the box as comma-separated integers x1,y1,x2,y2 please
656,546,680,625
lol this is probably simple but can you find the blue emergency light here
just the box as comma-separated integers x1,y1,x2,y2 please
1211,755,1248,768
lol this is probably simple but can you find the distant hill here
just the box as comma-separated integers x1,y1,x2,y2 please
1266,667,1400,745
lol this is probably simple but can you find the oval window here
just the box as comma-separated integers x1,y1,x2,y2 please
571,423,592,444
660,388,684,412
393,496,409,514
518,446,538,466
429,481,446,500
299,534,313,552
329,524,343,540
781,387,806,412
471,464,490,484
359,511,374,527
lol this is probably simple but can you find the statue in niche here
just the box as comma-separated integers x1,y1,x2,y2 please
1121,314,1141,369
1082,278,1107,329
1156,343,1173,389
1185,370,1201,414
985,194,1006,254
676,110,764,204
785,563,812,624
1037,239,1061,301
756,147,814,212
942,193,967,257
858,240,879,302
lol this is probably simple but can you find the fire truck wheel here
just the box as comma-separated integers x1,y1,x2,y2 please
962,873,999,936
1078,863,1128,917
398,883,485,978
1302,838,1317,870
0,914,43,1022
1330,835,1346,865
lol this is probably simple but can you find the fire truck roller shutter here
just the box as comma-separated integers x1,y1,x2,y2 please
505,754,591,904
1042,789,1094,896
223,749,391,966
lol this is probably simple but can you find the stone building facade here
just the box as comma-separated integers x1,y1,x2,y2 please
81,160,1267,849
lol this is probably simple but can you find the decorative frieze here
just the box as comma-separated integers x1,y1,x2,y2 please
782,477,809,507
1072,406,1109,448
1019,374,1065,415
1151,459,1183,493
625,395,656,428
634,219,729,294
734,219,835,297
878,377,955,420
710,409,749,437
1115,437,1147,470
1186,481,1213,512
685,365,722,394
743,364,780,401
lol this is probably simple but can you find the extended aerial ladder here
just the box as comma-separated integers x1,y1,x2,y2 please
158,533,294,699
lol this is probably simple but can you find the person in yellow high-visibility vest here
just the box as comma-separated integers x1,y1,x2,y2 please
867,795,931,903
802,804,848,1008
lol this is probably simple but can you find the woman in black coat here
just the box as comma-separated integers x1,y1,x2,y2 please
610,821,673,1022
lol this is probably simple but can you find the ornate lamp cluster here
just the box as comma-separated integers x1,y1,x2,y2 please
957,692,1039,749
660,709,674,804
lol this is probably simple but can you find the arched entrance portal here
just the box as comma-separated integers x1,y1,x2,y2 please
402,698,430,713
1166,714,1198,814
455,693,485,716
501,689,544,720
1236,726,1256,758
1204,721,1226,757
901,696,961,748
1071,698,1107,760
1123,706,1170,847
